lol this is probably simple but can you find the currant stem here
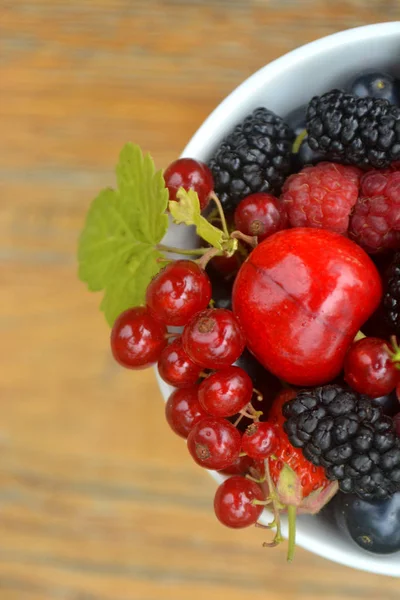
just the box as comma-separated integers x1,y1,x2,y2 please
286,505,297,563
196,247,222,270
233,413,245,427
354,330,366,342
252,499,272,506
253,387,263,402
231,230,258,248
165,332,179,340
156,257,173,264
247,472,267,484
255,521,273,530
157,244,210,256
246,403,263,420
385,336,400,367
209,191,230,238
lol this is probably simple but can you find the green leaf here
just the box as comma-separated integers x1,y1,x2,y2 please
100,247,165,326
169,188,224,250
78,143,169,325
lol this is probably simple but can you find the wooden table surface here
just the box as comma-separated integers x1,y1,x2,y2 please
2,2,400,598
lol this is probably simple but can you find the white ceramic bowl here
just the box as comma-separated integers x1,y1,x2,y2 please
157,22,400,576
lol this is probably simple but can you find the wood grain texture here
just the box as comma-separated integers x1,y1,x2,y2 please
1,1,400,598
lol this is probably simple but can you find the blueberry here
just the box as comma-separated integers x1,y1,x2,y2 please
332,491,400,554
291,137,325,171
346,71,400,107
284,105,307,136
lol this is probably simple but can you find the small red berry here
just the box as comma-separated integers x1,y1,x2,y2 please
158,337,202,388
182,308,245,369
198,366,253,417
164,158,214,211
241,421,278,460
214,476,264,528
187,417,241,470
218,454,257,476
344,337,400,398
234,193,287,242
210,252,243,278
165,386,208,439
111,307,167,369
146,260,212,326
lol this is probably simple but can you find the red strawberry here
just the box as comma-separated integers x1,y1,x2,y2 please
268,389,330,500
264,389,338,561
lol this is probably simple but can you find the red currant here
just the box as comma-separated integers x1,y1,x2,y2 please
198,366,253,417
165,386,208,439
234,193,287,243
187,417,241,470
158,337,202,388
164,158,214,211
214,475,264,528
218,454,256,476
241,421,278,460
111,307,167,369
146,260,212,326
210,252,243,278
182,308,246,369
344,337,400,398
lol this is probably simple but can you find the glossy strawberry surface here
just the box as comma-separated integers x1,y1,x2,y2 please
233,228,382,386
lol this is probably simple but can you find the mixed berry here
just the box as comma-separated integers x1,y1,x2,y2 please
79,69,400,560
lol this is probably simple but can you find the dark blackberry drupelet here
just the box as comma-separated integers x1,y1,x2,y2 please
283,385,400,500
208,107,294,210
383,252,400,335
306,89,400,168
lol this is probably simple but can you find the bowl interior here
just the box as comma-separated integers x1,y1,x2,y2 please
159,22,400,577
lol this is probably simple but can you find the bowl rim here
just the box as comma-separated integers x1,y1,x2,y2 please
172,21,400,577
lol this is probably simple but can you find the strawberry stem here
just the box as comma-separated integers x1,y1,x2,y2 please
286,505,297,563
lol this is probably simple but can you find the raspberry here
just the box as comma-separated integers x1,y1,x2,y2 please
281,162,361,234
348,170,400,254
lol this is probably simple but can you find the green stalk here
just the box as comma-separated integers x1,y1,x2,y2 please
209,191,230,238
286,505,297,563
157,244,210,256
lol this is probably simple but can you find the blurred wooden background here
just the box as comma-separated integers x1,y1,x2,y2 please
1,2,400,598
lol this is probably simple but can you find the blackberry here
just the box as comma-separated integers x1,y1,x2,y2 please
306,89,400,169
209,107,294,210
283,385,400,500
383,252,400,335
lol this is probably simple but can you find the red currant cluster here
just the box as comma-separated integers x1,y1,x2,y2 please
109,158,288,530
111,255,280,528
